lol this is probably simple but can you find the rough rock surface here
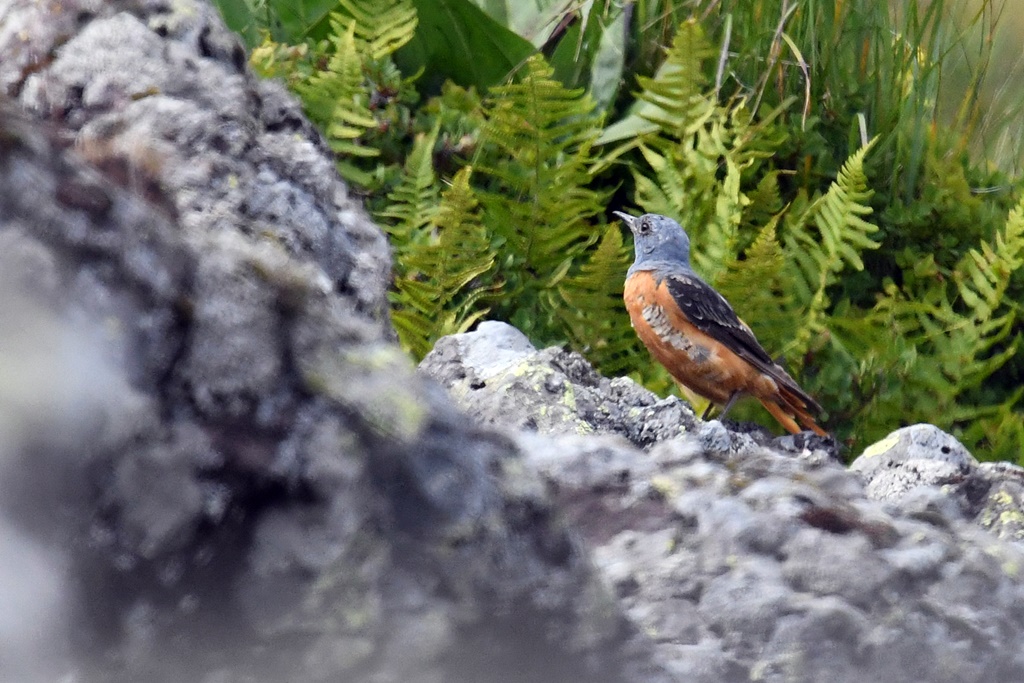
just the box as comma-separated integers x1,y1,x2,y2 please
5,1,1024,683
852,423,1024,542
422,320,837,458
422,323,1024,682
0,2,662,682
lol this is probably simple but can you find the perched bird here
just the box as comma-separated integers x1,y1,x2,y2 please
616,211,827,436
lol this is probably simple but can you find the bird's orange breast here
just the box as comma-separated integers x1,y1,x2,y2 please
623,270,776,404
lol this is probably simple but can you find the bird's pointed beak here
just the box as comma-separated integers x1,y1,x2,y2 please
613,211,638,231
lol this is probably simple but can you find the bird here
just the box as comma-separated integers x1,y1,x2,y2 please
615,211,827,436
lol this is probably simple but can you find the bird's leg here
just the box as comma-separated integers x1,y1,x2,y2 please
701,402,716,420
717,391,741,422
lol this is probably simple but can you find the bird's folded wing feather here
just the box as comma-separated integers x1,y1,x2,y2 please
662,273,821,413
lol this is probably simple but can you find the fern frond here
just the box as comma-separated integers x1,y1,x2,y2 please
407,168,494,296
744,171,784,231
391,166,496,358
558,224,639,374
249,38,308,82
715,217,797,353
952,195,1024,325
633,144,688,218
855,194,1024,446
332,0,417,59
377,121,441,255
784,139,880,357
635,19,716,136
477,54,607,338
703,156,748,282
599,19,716,145
295,19,378,159
956,387,1024,463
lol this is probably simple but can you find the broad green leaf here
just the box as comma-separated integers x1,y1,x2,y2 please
588,5,626,111
210,0,262,47
484,0,582,47
396,0,534,93
266,0,338,41
546,0,626,108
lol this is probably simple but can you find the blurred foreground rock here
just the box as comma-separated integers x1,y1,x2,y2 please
0,2,660,681
3,1,1024,682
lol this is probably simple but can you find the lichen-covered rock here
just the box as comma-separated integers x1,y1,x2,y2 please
521,429,1024,682
421,321,838,460
0,2,664,681
6,1,1024,682
421,321,697,445
853,424,1024,541
427,330,1024,681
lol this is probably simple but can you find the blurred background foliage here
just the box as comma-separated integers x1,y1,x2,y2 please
214,0,1024,463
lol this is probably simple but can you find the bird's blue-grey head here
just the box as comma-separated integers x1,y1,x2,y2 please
614,212,692,276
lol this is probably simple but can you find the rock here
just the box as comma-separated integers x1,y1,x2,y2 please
429,333,1024,681
421,321,839,460
421,320,697,445
0,2,662,682
853,424,1024,541
5,1,1024,683
535,432,1024,683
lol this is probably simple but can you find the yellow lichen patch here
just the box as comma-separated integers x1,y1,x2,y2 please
998,509,1024,532
306,345,428,443
859,433,900,459
992,490,1016,507
649,475,680,499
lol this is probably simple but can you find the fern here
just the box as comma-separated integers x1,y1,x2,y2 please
377,121,441,254
744,171,784,233
635,19,717,136
957,387,1024,462
952,197,1024,330
598,19,716,144
919,194,1024,388
558,224,641,375
861,195,1024,451
249,40,309,83
294,18,379,180
715,218,797,353
477,54,608,339
330,0,417,59
279,3,417,188
783,138,880,358
390,167,496,358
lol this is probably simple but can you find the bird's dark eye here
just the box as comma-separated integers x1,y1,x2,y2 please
639,218,651,234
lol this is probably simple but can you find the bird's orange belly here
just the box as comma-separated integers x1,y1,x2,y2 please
623,273,771,404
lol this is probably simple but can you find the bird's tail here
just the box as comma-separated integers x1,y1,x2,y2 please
761,382,827,437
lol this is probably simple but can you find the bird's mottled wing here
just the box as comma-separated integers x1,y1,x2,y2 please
662,272,775,369
662,271,822,414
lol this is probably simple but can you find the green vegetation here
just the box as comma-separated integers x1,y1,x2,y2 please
216,0,1024,462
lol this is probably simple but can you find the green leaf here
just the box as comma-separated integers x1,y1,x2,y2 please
396,0,535,93
597,19,715,145
588,4,627,112
266,0,338,41
210,0,262,47
545,1,627,111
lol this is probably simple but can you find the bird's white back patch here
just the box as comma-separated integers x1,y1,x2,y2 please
641,305,711,363
642,305,684,346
